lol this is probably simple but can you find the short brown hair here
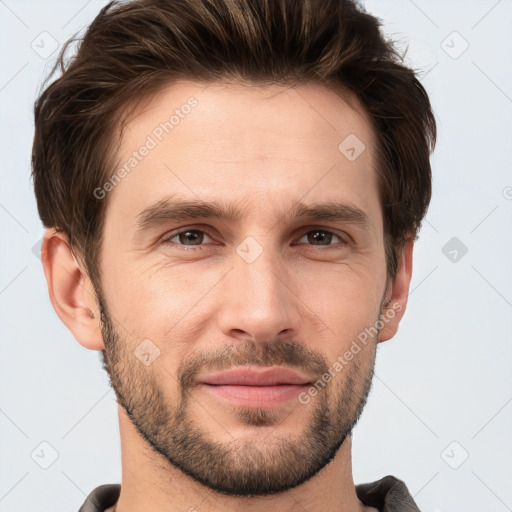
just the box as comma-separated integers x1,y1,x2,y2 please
31,0,436,292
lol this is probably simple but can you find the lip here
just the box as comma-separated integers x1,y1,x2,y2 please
198,383,310,408
196,366,313,409
197,366,313,386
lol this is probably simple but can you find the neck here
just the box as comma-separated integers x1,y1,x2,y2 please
113,406,373,512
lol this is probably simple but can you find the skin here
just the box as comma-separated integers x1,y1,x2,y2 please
42,80,413,512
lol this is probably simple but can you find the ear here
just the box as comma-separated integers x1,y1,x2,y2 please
40,228,104,351
377,239,414,343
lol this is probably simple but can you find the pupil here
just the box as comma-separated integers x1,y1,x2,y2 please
309,230,331,245
180,230,202,245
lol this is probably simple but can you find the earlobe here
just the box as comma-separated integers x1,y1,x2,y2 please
41,228,104,351
377,239,414,343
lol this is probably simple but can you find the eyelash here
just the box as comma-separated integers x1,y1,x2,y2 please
160,226,349,250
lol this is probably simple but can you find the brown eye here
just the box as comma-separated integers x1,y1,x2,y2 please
162,229,213,247
297,230,345,247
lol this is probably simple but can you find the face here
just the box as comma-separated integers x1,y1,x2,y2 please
96,80,389,496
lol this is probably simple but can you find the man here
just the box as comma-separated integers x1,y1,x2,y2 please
32,0,436,510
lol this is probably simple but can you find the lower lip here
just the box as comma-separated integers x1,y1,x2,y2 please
198,383,309,408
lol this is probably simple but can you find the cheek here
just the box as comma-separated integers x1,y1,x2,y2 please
293,263,385,349
105,255,193,315
112,265,216,360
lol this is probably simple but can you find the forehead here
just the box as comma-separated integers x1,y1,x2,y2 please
104,79,380,232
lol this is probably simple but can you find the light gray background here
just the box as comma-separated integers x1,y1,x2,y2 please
1,0,511,511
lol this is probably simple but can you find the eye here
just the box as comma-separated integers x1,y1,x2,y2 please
295,229,347,247
160,227,348,251
162,228,214,248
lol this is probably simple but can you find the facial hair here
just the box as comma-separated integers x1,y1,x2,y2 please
96,287,379,497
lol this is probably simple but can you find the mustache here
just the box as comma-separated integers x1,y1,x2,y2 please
178,338,329,390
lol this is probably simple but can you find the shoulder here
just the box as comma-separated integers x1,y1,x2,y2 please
355,475,421,512
77,483,121,512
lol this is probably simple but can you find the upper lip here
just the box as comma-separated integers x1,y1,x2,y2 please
197,366,313,386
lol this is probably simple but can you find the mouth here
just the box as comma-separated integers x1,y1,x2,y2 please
196,366,313,408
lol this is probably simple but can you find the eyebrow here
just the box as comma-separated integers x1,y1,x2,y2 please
134,195,373,236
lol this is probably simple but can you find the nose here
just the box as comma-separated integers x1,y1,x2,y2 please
216,248,302,344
